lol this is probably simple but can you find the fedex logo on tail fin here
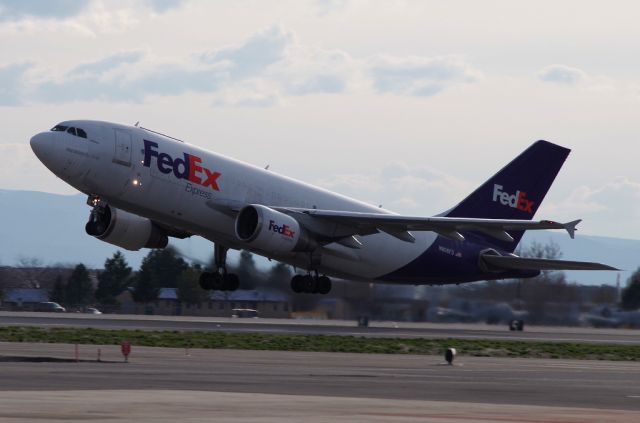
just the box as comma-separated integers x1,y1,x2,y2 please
492,184,534,214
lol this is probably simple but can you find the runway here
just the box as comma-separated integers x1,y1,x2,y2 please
0,342,638,422
1,311,640,345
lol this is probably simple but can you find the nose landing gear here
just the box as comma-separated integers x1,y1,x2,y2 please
198,244,240,291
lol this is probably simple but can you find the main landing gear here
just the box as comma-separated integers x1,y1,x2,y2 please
199,244,240,291
290,272,332,295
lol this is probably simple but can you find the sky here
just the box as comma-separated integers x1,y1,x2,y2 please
2,0,640,240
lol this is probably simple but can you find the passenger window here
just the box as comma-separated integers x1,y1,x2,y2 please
76,128,87,138
51,125,68,132
67,127,77,136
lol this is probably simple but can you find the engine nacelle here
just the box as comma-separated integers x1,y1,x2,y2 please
235,204,318,253
85,205,168,251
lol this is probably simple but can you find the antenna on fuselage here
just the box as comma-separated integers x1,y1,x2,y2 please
134,121,140,127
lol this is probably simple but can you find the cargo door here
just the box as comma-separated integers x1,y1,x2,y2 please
113,129,132,167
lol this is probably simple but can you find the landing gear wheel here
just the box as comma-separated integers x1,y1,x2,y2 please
210,273,225,291
199,272,214,290
224,273,240,291
302,275,315,293
291,274,304,293
317,276,332,294
290,274,332,294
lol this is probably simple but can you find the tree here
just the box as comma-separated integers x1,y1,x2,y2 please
132,257,158,303
50,275,65,304
177,266,208,305
621,268,640,310
132,246,186,302
264,261,293,292
513,240,575,323
95,251,132,305
141,247,187,288
229,250,263,289
520,240,565,282
65,264,93,307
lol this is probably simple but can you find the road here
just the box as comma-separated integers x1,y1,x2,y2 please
1,311,640,344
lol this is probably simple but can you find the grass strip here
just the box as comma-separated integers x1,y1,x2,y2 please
0,326,638,361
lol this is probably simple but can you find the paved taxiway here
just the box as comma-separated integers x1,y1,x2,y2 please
0,342,639,422
2,311,639,344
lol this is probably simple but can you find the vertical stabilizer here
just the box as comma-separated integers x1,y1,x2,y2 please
443,140,570,251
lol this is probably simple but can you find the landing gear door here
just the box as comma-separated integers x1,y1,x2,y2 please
113,129,132,167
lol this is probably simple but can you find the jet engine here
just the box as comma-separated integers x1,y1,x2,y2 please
85,205,168,251
235,204,318,253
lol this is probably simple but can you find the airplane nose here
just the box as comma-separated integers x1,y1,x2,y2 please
30,132,57,163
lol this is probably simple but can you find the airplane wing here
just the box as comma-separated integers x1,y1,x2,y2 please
480,254,618,271
281,208,581,243
206,199,582,244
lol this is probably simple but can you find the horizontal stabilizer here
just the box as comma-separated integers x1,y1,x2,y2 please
481,254,619,271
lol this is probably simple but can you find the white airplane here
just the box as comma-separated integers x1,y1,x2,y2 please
30,120,616,294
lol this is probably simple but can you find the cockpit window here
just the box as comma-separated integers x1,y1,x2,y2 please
50,124,88,139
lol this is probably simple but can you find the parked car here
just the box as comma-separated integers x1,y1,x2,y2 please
34,302,66,312
231,308,258,318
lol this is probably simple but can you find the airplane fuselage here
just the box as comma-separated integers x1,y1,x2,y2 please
31,120,542,285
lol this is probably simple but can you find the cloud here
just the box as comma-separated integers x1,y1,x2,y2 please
0,0,90,22
35,62,221,103
0,0,185,37
369,55,482,97
278,47,356,95
5,26,484,107
537,64,617,94
313,0,349,17
203,26,353,100
286,73,345,94
538,64,587,85
211,79,281,108
144,0,185,13
542,178,640,237
0,63,31,106
317,162,472,214
201,26,293,79
68,51,144,76
24,26,356,105
0,0,183,23
25,49,222,103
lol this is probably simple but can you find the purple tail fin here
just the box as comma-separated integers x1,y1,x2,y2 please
443,140,570,252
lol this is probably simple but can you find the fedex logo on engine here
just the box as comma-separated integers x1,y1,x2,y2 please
492,184,534,214
143,140,221,191
268,220,295,238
